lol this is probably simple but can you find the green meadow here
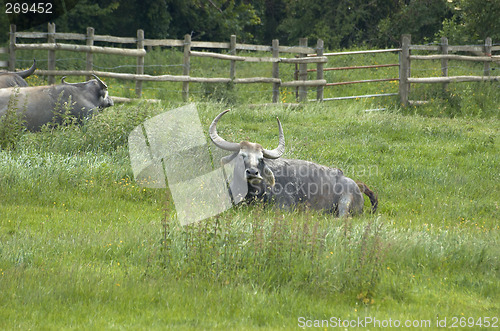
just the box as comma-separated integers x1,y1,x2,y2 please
0,48,499,329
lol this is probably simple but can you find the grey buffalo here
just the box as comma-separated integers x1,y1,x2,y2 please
0,59,36,88
209,110,378,217
0,75,114,131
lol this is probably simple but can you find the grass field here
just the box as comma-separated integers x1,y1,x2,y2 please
1,48,499,329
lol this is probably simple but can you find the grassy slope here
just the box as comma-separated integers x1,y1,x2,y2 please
0,100,498,329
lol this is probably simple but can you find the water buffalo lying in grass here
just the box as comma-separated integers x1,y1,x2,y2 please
209,110,378,216
0,59,36,88
0,75,113,131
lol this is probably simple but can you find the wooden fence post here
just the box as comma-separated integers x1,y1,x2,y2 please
484,37,492,77
86,27,95,81
136,29,145,98
399,34,411,106
8,24,16,71
298,38,308,102
316,39,324,101
47,23,56,85
272,39,280,103
182,34,191,102
441,36,449,91
229,34,237,95
230,35,236,80
294,58,299,99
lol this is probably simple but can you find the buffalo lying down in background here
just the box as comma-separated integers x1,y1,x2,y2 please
0,75,113,131
0,59,36,88
209,110,378,217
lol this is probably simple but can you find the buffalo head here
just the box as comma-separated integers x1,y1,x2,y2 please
61,74,113,109
209,110,285,188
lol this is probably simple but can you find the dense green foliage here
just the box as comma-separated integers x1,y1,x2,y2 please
1,0,499,48
440,0,500,43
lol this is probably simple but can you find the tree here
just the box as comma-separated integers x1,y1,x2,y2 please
52,0,119,34
33,0,261,41
439,0,500,43
377,0,453,47
277,0,404,49
88,0,262,41
163,0,261,42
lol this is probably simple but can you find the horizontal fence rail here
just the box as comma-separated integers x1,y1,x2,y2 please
35,70,283,84
3,24,498,106
323,93,399,101
308,63,400,72
409,54,500,62
310,48,403,57
15,43,146,56
407,76,500,84
326,78,399,86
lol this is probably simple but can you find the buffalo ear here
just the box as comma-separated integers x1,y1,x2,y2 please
262,165,275,187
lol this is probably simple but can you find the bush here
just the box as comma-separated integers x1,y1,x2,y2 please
82,101,162,152
19,102,165,154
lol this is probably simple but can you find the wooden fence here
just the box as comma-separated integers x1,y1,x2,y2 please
3,24,499,105
5,23,326,103
400,34,500,105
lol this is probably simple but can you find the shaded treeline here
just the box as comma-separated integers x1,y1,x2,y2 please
1,0,499,48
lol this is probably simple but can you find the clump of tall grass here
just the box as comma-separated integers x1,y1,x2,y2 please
200,82,238,105
19,101,165,154
42,92,87,132
156,206,388,303
391,82,500,119
0,88,26,150
0,148,130,201
339,217,387,303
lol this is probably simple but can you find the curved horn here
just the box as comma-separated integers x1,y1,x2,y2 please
60,77,82,85
262,117,285,159
17,59,36,78
209,110,241,152
92,74,108,89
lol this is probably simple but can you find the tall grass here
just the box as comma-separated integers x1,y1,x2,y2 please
0,51,499,328
0,88,26,150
